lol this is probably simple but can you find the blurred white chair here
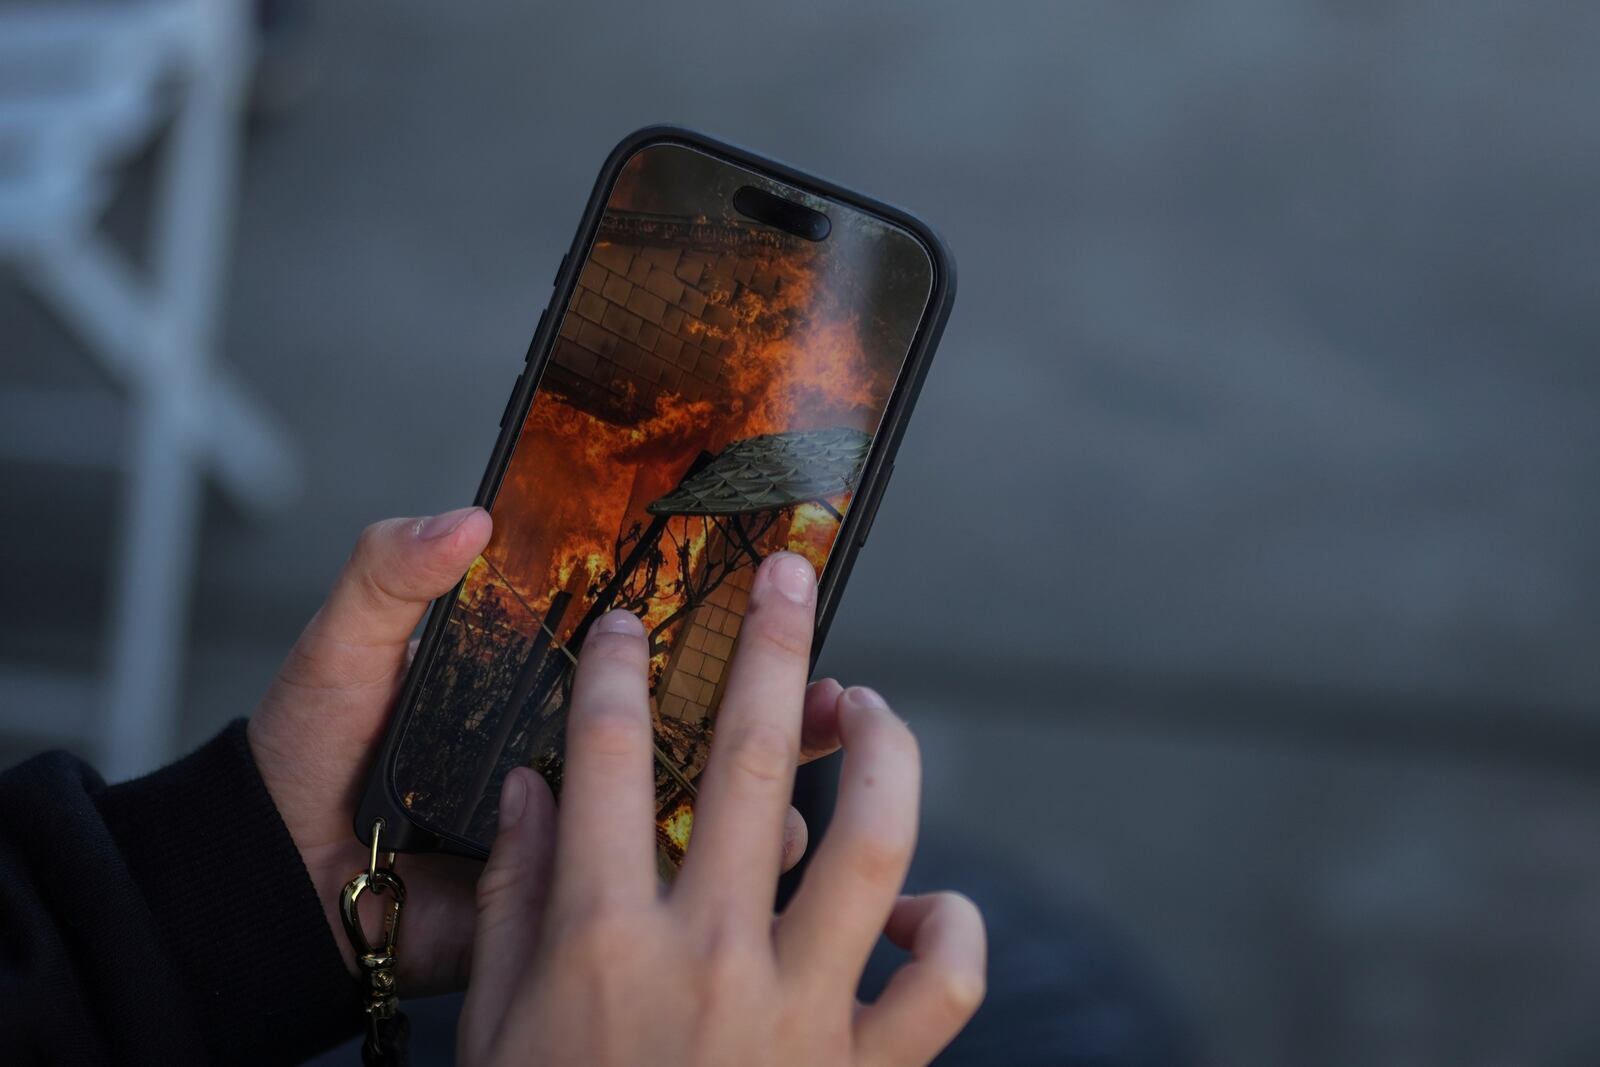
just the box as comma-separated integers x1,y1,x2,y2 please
0,0,300,779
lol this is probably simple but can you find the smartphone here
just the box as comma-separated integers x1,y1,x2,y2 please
357,126,954,870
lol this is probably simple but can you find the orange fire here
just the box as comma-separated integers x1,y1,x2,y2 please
470,234,890,665
786,497,851,573
660,798,695,855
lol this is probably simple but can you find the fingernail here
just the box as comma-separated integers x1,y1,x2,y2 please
842,685,888,710
417,506,477,540
499,769,527,830
768,553,817,605
782,807,806,863
593,609,643,636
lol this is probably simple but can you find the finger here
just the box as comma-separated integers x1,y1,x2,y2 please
288,508,491,692
388,851,482,994
675,553,816,920
776,687,919,983
688,680,831,881
799,677,845,763
781,805,808,872
855,893,987,1067
775,679,844,874
552,610,658,909
461,768,557,1056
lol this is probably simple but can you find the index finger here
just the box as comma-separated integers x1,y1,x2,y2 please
673,553,817,921
550,610,658,911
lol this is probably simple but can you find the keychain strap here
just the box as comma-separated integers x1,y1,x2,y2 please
341,819,409,1066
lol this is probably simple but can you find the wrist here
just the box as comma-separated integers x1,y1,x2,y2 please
303,839,368,980
245,716,368,980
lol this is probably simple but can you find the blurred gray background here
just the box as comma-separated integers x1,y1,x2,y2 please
3,1,1599,1064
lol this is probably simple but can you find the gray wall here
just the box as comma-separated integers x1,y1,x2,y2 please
213,0,1600,712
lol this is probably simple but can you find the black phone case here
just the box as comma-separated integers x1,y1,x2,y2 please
355,124,956,855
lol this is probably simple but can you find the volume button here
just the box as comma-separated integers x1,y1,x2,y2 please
526,307,550,364
553,252,570,287
499,373,524,428
854,461,894,547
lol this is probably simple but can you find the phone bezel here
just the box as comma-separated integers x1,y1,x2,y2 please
356,125,956,855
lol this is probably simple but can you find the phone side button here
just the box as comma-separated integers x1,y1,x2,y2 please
854,462,894,548
553,252,570,286
499,374,524,428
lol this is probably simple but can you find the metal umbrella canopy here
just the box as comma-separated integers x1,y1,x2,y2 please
647,427,872,516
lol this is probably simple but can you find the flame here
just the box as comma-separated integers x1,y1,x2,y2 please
785,497,849,573
471,228,891,666
660,799,694,855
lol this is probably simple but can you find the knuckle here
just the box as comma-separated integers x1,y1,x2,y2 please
344,525,403,608
354,567,394,612
843,827,913,887
474,864,521,916
693,916,766,999
352,521,389,559
724,721,793,784
566,708,643,759
741,613,812,660
560,900,642,967
930,961,987,1019
348,520,401,581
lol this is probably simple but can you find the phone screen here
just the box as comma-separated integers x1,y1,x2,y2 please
392,141,935,866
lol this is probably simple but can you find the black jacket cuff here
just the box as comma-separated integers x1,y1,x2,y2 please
97,720,361,1065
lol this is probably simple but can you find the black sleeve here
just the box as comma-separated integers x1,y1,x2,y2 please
0,720,362,1066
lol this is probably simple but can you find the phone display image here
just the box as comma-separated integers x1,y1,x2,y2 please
390,141,934,869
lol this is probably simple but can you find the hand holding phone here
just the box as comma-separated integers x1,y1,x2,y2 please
247,508,498,995
458,554,986,1067
247,508,843,994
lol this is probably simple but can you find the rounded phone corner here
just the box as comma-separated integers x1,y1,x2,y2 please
353,757,434,853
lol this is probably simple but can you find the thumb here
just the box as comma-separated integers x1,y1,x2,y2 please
462,768,557,1058
289,507,492,690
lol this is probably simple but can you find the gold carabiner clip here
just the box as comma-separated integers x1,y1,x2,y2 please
340,819,406,1040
